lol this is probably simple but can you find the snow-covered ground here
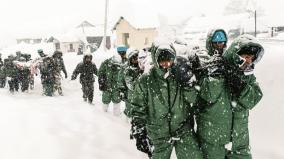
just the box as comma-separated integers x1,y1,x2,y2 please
250,42,284,159
0,41,284,159
0,49,148,159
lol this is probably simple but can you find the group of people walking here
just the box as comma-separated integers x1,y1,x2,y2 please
0,28,264,159
0,50,68,96
120,30,264,159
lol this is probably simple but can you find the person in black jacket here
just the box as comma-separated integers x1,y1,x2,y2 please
0,53,6,88
71,54,97,104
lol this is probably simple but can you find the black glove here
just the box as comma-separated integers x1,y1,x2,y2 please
98,75,107,91
119,91,127,101
225,65,247,97
173,56,194,87
131,122,152,158
71,75,76,80
64,73,68,79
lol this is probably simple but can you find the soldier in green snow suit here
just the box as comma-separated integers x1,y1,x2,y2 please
117,49,142,118
98,46,128,115
52,50,68,96
196,32,264,159
131,43,203,159
39,56,56,96
0,54,6,88
223,34,264,159
4,55,19,93
195,28,232,159
206,29,228,56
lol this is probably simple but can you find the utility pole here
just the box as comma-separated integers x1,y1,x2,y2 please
103,0,109,51
254,10,257,37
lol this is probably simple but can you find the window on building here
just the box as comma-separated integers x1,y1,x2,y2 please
55,43,60,49
144,37,149,45
70,44,73,50
122,33,129,48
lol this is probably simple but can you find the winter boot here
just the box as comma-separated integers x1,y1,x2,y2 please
58,87,63,96
113,103,121,116
88,98,94,105
83,94,87,102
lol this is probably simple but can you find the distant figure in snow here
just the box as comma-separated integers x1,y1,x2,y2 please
117,49,143,118
14,57,31,92
98,46,128,116
52,50,67,96
4,55,19,93
71,54,98,104
0,53,6,88
39,56,56,96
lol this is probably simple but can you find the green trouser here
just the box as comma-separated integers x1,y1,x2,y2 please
123,101,131,117
102,89,121,104
200,140,227,159
82,81,94,103
151,132,203,159
227,111,251,159
44,82,54,96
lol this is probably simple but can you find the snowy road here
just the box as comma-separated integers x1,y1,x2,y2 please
0,52,148,159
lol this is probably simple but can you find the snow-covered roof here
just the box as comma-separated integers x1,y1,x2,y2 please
76,21,95,28
69,25,111,37
182,13,270,41
51,23,112,44
185,13,251,32
113,16,159,30
54,33,81,43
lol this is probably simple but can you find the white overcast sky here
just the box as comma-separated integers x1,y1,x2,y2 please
0,0,283,47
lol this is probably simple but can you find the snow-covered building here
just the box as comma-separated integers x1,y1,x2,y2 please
182,13,272,42
47,35,83,53
16,38,43,44
112,16,158,49
76,21,111,51
48,21,111,54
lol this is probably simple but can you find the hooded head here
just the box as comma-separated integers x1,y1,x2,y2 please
127,49,139,67
16,51,22,57
53,50,63,58
23,53,31,61
223,34,264,71
38,49,47,58
116,46,127,59
150,42,176,71
206,29,228,56
8,54,16,60
83,54,93,64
